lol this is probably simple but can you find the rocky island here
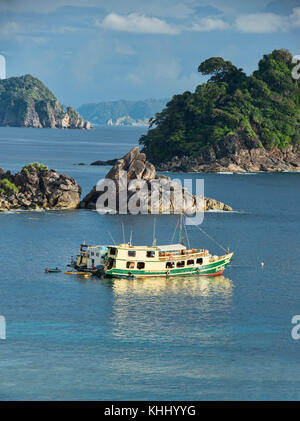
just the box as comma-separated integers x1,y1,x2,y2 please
140,49,300,173
0,75,91,129
81,147,232,213
0,163,81,211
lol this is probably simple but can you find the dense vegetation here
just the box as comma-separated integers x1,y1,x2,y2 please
139,49,300,162
78,98,168,125
0,179,18,194
23,163,49,174
0,74,57,102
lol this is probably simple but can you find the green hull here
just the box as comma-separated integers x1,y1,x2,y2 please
104,253,233,279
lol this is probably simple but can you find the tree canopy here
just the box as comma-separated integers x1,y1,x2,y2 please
139,49,300,163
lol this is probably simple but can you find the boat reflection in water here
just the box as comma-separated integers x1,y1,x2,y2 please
111,275,233,297
109,275,234,342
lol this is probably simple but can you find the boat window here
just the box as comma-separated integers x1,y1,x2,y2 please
137,262,145,270
187,259,194,265
146,251,155,258
128,250,136,257
177,261,185,268
196,258,203,264
126,261,135,269
110,247,117,256
166,261,175,268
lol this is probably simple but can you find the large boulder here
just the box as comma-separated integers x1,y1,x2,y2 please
0,163,81,211
80,147,232,213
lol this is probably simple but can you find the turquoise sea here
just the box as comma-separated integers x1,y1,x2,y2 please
0,126,300,400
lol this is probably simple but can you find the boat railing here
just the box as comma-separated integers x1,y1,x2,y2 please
209,254,227,262
158,249,207,261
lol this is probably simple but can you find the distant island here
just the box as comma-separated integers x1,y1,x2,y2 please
139,49,300,173
78,98,168,126
0,74,91,129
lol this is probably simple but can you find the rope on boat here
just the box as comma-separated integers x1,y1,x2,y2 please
171,218,179,244
187,219,228,254
107,230,116,245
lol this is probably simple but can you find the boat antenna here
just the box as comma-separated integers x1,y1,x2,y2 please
129,230,133,246
122,221,125,244
152,217,157,246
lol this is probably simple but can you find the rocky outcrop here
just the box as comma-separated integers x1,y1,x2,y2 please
80,147,232,213
0,164,81,211
156,132,300,173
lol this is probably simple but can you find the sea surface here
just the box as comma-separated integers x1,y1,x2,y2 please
0,126,300,400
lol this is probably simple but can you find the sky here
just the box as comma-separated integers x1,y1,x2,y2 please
0,0,299,107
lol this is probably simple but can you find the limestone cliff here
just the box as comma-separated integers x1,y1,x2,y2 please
0,75,91,129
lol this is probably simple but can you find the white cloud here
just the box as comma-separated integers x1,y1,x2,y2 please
290,7,300,28
234,7,300,33
0,19,80,43
235,13,286,33
191,17,230,32
101,12,179,34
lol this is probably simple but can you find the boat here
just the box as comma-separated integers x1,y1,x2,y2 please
45,267,62,273
102,215,233,279
103,242,233,279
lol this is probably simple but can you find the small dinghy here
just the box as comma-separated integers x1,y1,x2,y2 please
45,267,62,273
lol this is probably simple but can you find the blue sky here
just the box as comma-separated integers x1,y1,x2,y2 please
0,0,299,107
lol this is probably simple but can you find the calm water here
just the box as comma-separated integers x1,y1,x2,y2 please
0,126,300,400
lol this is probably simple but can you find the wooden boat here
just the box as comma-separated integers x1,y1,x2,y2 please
102,214,233,279
103,243,233,279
